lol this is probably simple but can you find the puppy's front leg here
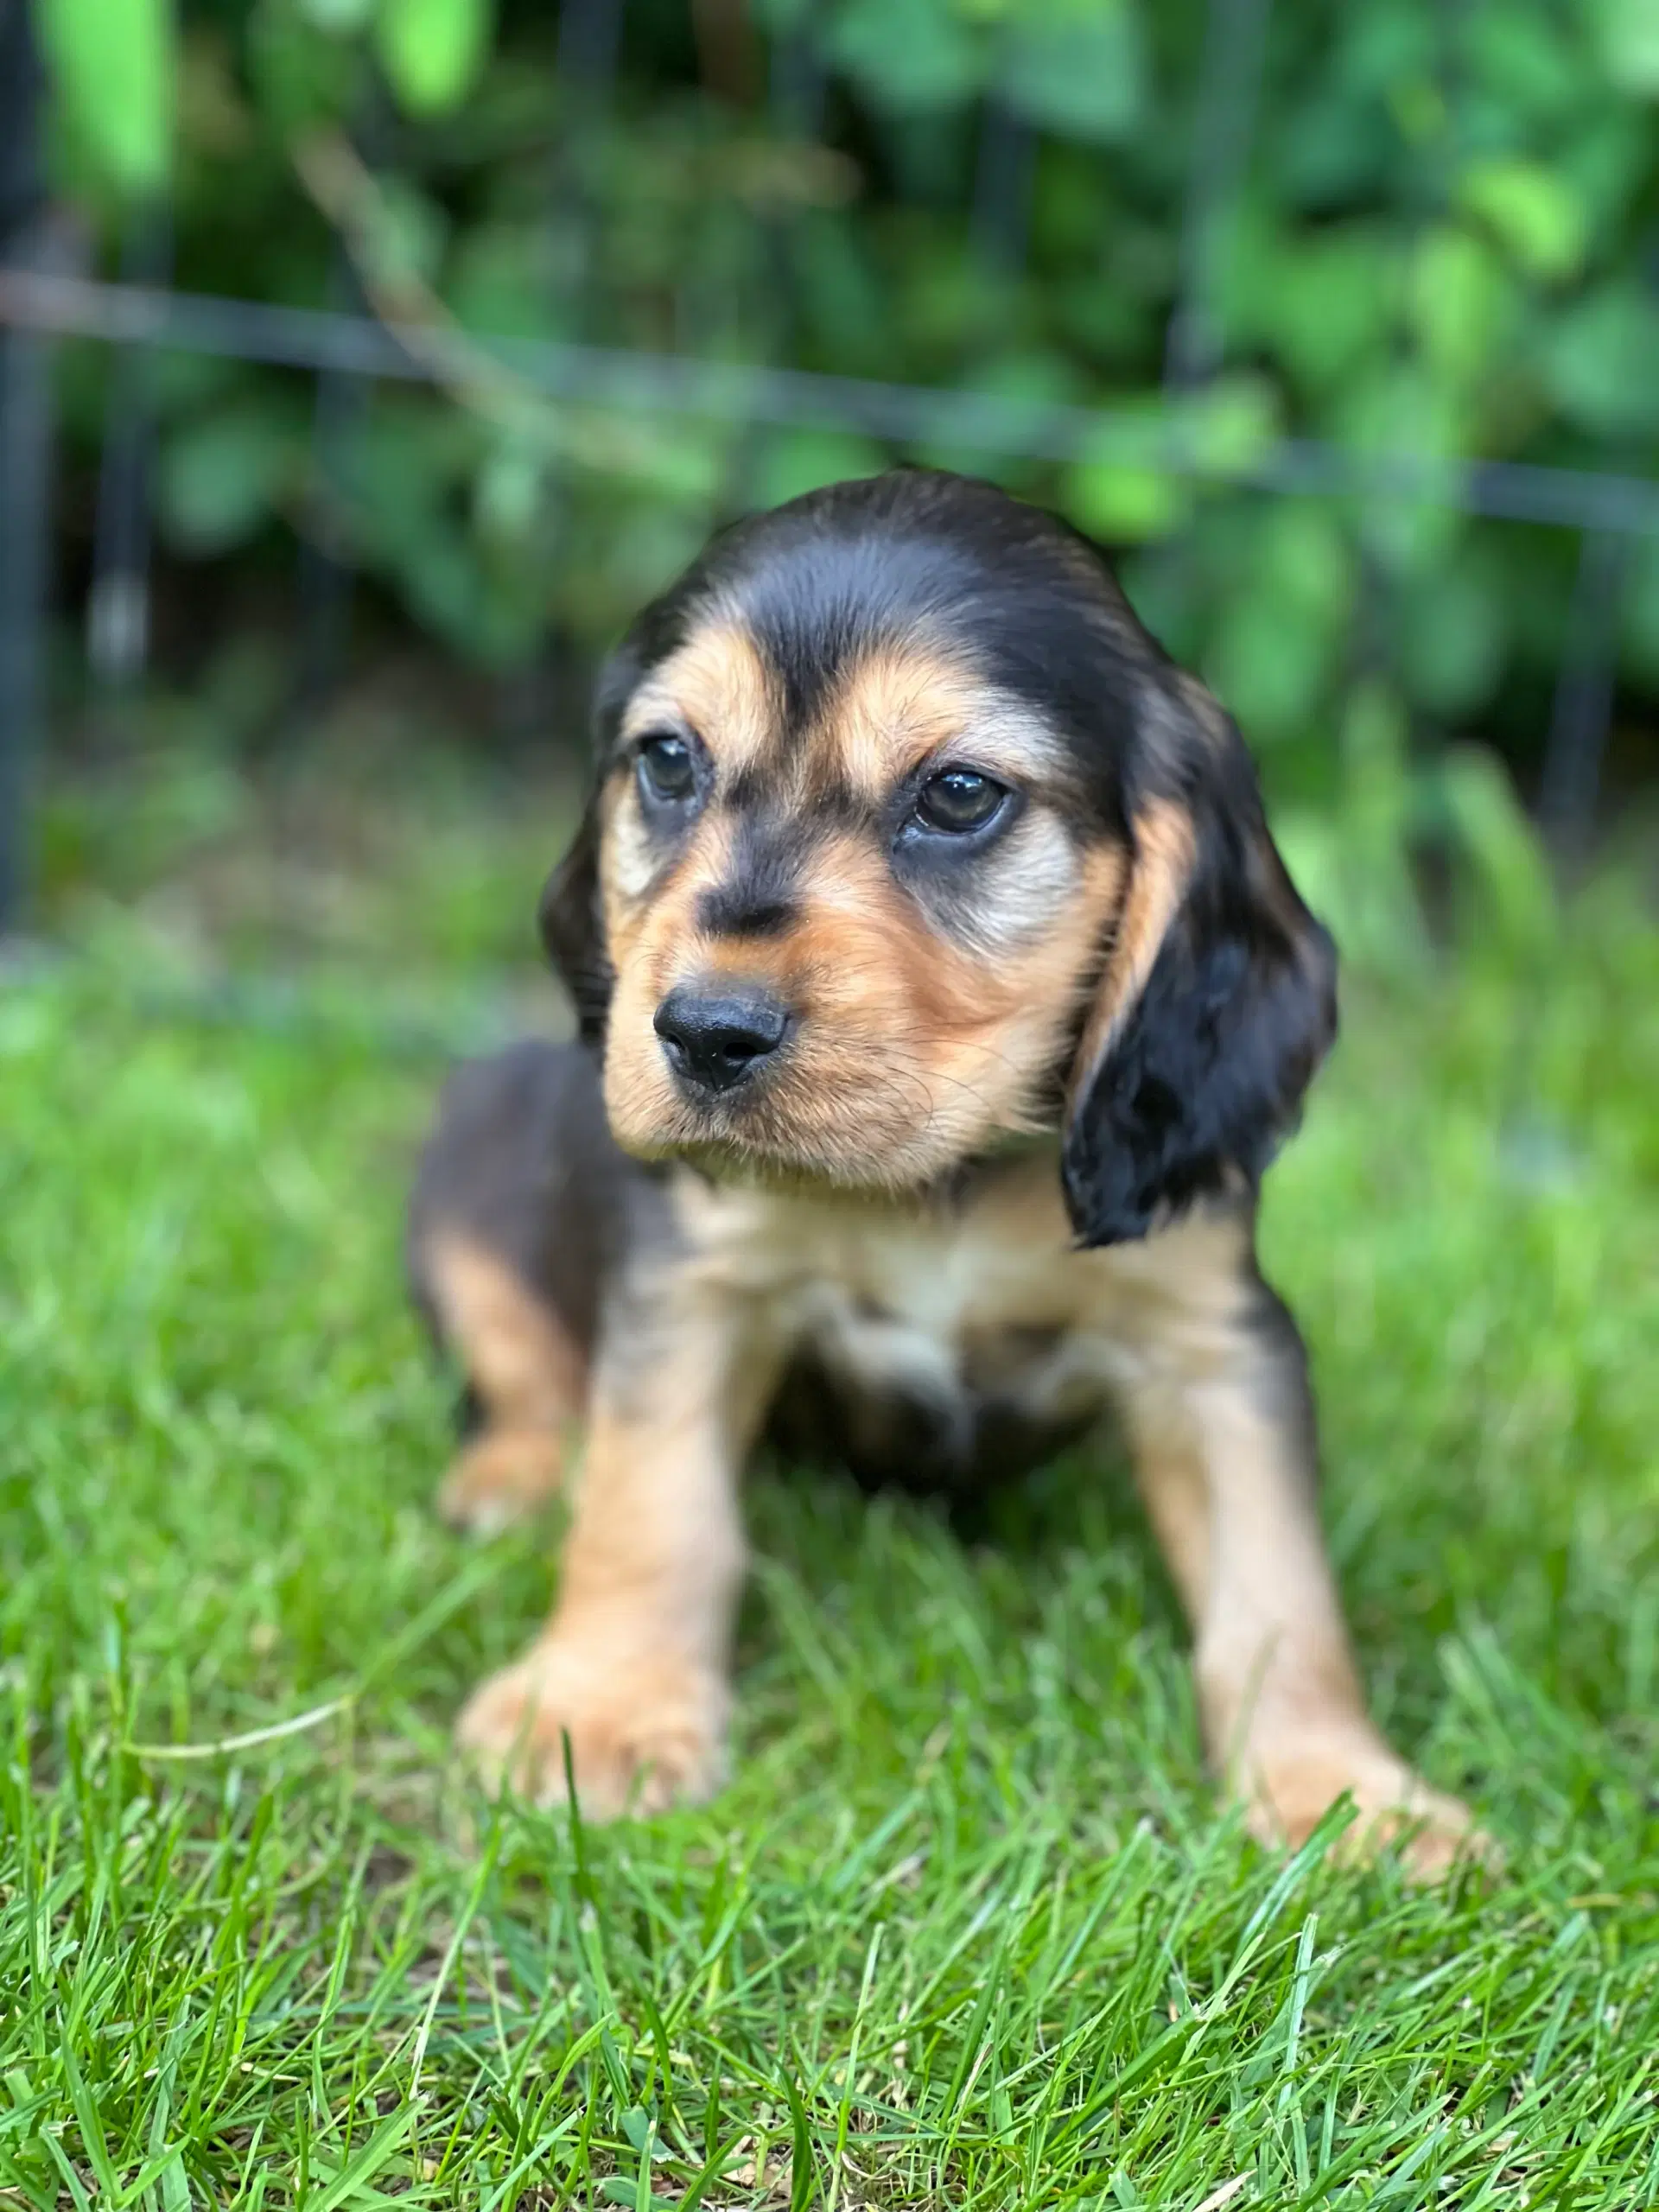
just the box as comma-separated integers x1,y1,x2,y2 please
1118,1224,1483,1878
457,1277,778,1819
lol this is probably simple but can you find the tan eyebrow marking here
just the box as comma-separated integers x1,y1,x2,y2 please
816,643,1071,801
620,625,779,778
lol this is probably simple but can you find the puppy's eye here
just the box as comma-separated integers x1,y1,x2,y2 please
637,733,696,804
912,768,1007,836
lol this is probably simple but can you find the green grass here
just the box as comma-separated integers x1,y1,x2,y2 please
3,831,1658,2208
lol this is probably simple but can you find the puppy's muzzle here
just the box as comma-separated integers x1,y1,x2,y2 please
653,984,792,1096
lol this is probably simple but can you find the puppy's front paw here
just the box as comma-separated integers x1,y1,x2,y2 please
1246,1736,1497,1882
438,1428,568,1535
455,1637,729,1819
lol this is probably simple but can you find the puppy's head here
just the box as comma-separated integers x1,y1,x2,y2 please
543,471,1336,1244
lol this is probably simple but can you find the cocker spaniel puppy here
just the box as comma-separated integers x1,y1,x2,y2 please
409,469,1478,1876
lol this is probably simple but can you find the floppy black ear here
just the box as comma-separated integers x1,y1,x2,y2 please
538,642,648,1048
539,792,613,1048
1061,686,1338,1248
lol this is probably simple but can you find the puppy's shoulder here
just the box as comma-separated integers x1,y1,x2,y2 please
410,1039,673,1331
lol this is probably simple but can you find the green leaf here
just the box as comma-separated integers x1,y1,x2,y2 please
1004,3,1146,144
753,429,887,509
1258,226,1395,393
1542,283,1659,436
1206,596,1329,744
1064,397,1198,543
247,2,359,134
1465,11,1588,124
1058,375,1276,542
377,0,493,115
448,224,567,344
1592,0,1659,96
1188,372,1281,477
1459,158,1586,282
828,0,982,113
157,407,295,554
1074,463,1185,542
1063,443,1188,543
1408,227,1511,380
39,0,175,196
594,2180,677,2212
619,2107,653,2155
1398,550,1509,715
160,2151,191,2212
1201,505,1352,745
1336,365,1467,575
302,2101,421,2212
1256,501,1355,628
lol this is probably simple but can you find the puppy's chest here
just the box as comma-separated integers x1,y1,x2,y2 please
704,1170,1135,1491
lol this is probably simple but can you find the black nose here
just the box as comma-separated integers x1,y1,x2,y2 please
653,985,791,1094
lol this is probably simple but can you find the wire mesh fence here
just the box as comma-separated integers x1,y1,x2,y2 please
0,0,1649,937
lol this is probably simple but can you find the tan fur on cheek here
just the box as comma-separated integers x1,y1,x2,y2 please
603,963,689,1156
598,816,743,1157
607,784,659,905
925,808,1084,960
899,843,1123,1160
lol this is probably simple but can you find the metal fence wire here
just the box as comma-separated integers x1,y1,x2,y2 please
0,0,1649,936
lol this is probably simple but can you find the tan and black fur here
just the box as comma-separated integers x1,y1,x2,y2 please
409,470,1482,1874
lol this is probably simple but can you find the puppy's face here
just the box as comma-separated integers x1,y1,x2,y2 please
593,621,1122,1188
547,473,1338,1243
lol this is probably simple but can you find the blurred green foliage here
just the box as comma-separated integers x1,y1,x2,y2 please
33,0,1659,830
